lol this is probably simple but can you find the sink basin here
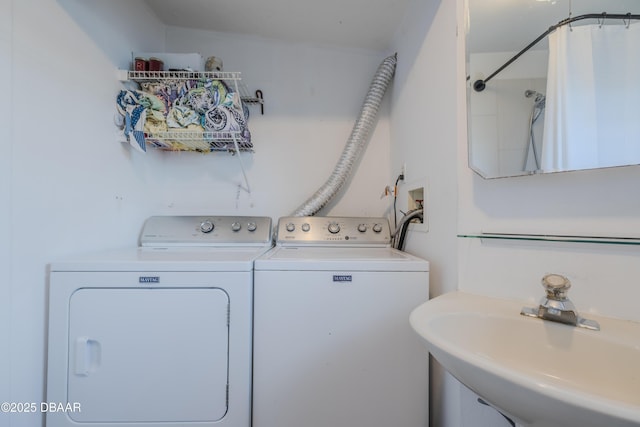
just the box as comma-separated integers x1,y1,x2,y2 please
410,291,640,427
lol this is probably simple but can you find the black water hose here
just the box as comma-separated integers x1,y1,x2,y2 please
392,208,423,251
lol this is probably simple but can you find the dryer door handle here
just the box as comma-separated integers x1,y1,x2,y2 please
74,336,100,376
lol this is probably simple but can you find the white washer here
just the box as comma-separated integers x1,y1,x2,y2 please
253,216,429,427
46,216,273,427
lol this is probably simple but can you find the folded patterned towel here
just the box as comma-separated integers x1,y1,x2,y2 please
166,104,200,128
116,90,152,152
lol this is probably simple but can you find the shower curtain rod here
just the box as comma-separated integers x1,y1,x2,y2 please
473,12,640,92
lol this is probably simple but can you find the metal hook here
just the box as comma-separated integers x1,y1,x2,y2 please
568,0,573,31
255,89,264,115
568,12,573,31
599,12,606,28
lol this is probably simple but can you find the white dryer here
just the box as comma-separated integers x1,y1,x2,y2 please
252,216,430,427
46,216,272,427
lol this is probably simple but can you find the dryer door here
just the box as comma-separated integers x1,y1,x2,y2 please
67,288,229,423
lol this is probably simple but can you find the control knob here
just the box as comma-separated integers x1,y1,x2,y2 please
286,223,295,232
357,224,367,233
200,220,214,233
328,222,341,234
372,223,383,233
231,222,242,232
247,222,257,232
301,223,311,232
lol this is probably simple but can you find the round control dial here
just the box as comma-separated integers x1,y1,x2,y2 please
247,222,257,232
231,222,242,232
286,223,295,232
200,220,214,233
357,224,367,232
372,223,383,233
327,222,341,234
301,223,311,232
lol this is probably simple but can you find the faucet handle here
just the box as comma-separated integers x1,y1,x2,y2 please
541,274,571,299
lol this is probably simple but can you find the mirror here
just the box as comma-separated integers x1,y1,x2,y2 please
466,0,640,178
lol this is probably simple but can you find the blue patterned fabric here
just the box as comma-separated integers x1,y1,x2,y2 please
116,79,252,152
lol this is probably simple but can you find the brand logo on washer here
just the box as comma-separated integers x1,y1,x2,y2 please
333,275,352,282
139,276,160,283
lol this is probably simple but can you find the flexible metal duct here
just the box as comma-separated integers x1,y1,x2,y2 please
291,53,397,217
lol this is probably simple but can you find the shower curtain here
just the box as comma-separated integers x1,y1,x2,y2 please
541,22,640,172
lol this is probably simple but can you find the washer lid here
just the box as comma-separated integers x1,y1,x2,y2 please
254,246,429,272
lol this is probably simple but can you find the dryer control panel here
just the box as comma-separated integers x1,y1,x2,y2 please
140,216,272,247
276,216,390,246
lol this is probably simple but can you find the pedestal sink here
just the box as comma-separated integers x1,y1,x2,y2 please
409,291,640,427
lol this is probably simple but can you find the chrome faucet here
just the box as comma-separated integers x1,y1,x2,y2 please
521,274,600,331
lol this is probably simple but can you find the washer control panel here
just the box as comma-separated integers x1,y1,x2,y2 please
140,216,272,246
276,216,391,246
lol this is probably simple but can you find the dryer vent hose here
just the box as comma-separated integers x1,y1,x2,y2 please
291,53,397,217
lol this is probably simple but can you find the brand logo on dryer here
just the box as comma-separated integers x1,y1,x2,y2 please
139,276,160,284
333,275,352,282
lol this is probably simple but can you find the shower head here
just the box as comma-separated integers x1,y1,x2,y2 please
525,89,546,107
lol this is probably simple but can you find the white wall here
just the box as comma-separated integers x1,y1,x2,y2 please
2,1,394,425
459,94,640,323
458,6,640,325
10,1,640,427
458,164,640,324
395,0,640,425
457,0,640,425
1,0,13,415
4,1,165,425
391,0,460,426
392,0,458,303
163,26,393,219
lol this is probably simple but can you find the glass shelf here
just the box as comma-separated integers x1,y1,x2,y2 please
458,233,640,246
